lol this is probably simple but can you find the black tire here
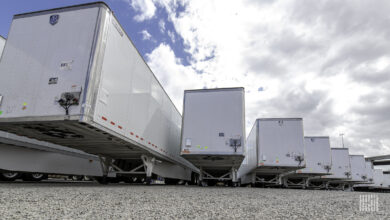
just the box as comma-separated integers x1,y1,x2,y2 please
165,178,180,185
32,173,47,181
0,172,20,181
22,173,47,182
71,175,84,181
198,180,208,187
189,172,199,185
232,182,240,187
95,176,109,185
207,180,217,186
144,176,152,185
109,177,121,183
123,177,133,183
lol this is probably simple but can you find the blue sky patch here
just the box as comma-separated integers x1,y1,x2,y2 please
0,0,191,66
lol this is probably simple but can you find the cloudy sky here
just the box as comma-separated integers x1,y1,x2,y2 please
1,0,389,157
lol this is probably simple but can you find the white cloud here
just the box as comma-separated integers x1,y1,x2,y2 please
158,19,166,32
167,30,175,42
140,29,152,40
146,43,203,111
124,0,157,21
144,0,390,157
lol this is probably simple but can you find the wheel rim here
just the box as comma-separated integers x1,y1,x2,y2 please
3,172,18,179
31,173,44,179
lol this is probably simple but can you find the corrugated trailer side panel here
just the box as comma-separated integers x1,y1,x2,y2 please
300,137,331,174
237,121,257,179
91,10,185,162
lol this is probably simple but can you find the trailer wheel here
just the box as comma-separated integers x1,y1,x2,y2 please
0,172,20,181
31,173,48,181
232,182,240,187
123,177,133,183
95,176,109,185
198,180,208,187
23,173,48,182
165,178,179,185
109,178,121,184
71,175,84,181
144,176,152,185
190,172,199,185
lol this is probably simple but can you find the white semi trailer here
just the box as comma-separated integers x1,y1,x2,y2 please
347,155,368,184
0,35,5,56
354,161,376,191
0,35,103,182
0,2,198,184
180,88,245,186
371,169,385,189
310,148,352,190
383,173,390,189
0,131,102,181
282,136,332,188
238,118,306,186
365,161,374,184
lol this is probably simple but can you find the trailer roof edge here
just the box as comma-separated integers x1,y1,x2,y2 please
304,136,329,139
331,147,349,150
257,118,302,121
13,1,109,18
184,87,244,93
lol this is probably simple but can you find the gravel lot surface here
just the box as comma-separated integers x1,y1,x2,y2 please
0,182,389,219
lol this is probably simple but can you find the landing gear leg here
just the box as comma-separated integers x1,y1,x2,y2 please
141,155,156,185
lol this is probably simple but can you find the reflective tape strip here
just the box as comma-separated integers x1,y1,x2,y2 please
99,119,157,148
